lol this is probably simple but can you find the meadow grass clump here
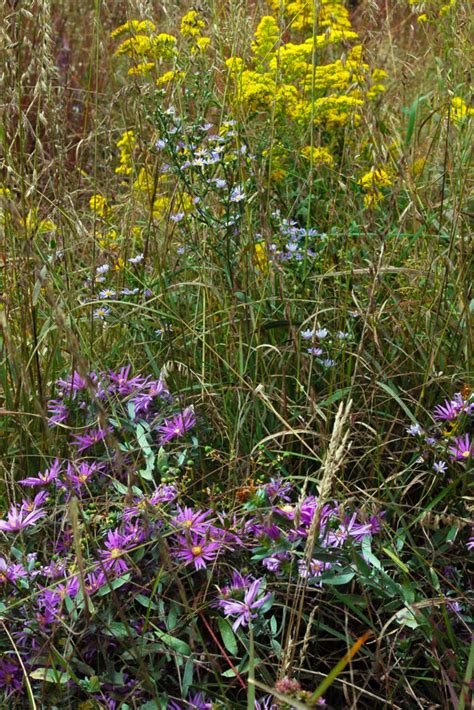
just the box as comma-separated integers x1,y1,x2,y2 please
0,0,472,708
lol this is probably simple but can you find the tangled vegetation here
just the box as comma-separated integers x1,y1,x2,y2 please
0,0,472,708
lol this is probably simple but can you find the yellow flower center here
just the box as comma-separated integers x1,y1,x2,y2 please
462,450,470,458
191,545,202,557
110,548,122,559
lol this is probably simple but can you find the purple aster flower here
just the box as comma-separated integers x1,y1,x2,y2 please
173,535,221,571
230,185,245,202
406,423,422,436
157,406,196,444
218,578,272,631
56,370,88,397
448,434,473,461
94,306,110,320
298,558,332,582
19,458,61,487
447,600,462,615
275,502,297,520
41,560,67,579
71,425,112,452
47,399,69,425
128,253,144,264
433,398,460,421
122,520,148,545
299,499,337,528
108,365,146,396
322,512,370,547
131,378,168,415
37,575,80,621
85,570,108,594
307,347,323,356
301,328,314,340
64,460,101,491
255,697,278,710
218,570,253,598
124,484,177,520
262,552,289,574
0,501,46,533
99,528,132,575
265,478,292,501
167,692,212,709
433,460,447,474
467,531,474,551
0,557,27,585
173,506,215,536
150,483,178,505
99,288,116,299
21,490,49,511
0,659,22,693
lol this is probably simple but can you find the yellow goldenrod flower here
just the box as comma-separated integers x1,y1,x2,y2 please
363,190,384,209
411,158,426,177
89,194,108,216
195,37,211,52
115,130,136,176
358,167,392,191
252,16,280,61
128,62,155,76
451,96,474,124
180,10,206,38
301,145,334,166
254,242,269,273
156,69,185,86
110,20,156,39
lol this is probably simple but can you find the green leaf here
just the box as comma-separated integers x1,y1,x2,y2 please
376,381,418,425
97,574,131,596
405,94,429,146
111,479,129,495
182,657,194,697
30,668,70,684
104,621,130,639
382,546,410,574
152,626,192,656
217,617,238,655
135,594,159,611
322,571,356,586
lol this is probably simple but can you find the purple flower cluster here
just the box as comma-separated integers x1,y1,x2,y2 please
408,389,473,473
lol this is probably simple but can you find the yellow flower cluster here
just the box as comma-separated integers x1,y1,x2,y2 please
115,32,177,61
112,11,210,80
251,16,280,62
267,0,351,32
156,69,185,86
89,194,107,216
301,146,334,167
254,242,269,273
226,2,387,130
451,96,474,124
180,10,206,38
25,210,57,235
115,130,136,176
110,20,156,39
409,0,456,22
358,167,392,208
128,62,155,76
